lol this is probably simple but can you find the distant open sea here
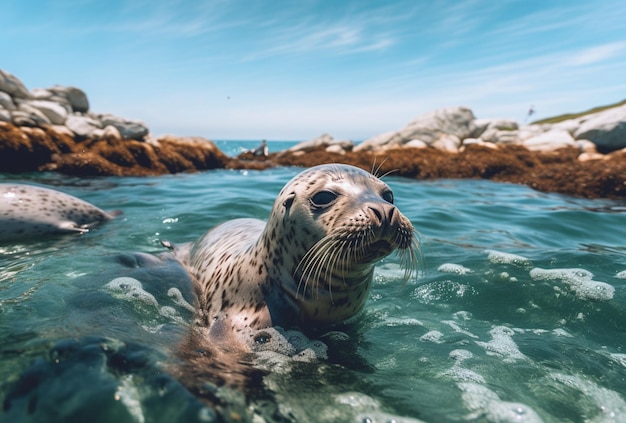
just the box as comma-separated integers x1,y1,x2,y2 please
1,139,626,422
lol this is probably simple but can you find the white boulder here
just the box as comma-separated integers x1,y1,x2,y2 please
522,130,576,151
289,133,353,152
17,103,51,125
65,114,103,138
432,134,461,152
574,104,626,152
356,106,476,151
27,100,68,125
0,108,11,122
404,139,429,149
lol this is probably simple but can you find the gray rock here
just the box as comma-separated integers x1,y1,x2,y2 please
522,130,576,151
356,106,476,151
91,124,122,141
65,114,103,138
98,113,148,140
404,139,429,149
551,119,580,136
481,128,519,144
432,134,461,152
17,103,51,125
10,110,47,127
574,104,626,152
48,85,90,113
325,144,346,155
0,92,16,111
288,133,353,152
26,100,68,125
0,108,11,122
0,69,31,99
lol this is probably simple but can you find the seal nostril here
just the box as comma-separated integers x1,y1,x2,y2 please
369,207,383,224
388,206,395,221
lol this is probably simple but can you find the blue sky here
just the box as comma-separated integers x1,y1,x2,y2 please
2,0,626,140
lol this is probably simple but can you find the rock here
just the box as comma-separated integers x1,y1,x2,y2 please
481,128,519,144
49,124,75,138
432,134,461,152
0,108,11,123
516,125,544,142
325,144,346,155
355,130,400,151
356,106,476,151
485,119,519,131
551,119,580,136
0,69,31,99
288,133,353,152
48,85,89,113
404,139,429,149
574,104,626,152
26,100,68,125
0,92,16,110
462,138,498,150
522,130,576,151
65,114,103,138
10,110,48,127
17,103,51,125
99,113,148,141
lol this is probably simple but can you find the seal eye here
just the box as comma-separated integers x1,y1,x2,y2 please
382,189,394,204
311,190,337,207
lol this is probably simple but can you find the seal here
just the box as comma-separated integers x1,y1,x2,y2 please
0,183,117,243
169,164,420,351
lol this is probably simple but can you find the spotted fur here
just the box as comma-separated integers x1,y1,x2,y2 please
0,184,116,242
172,164,420,351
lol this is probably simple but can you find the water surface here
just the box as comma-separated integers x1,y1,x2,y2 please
1,141,625,422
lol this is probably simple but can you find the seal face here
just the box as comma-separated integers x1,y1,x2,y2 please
0,184,116,242
173,164,419,351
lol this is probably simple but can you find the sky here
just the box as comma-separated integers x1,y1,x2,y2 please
2,0,626,141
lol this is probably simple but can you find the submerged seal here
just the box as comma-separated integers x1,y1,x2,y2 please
169,164,420,351
0,183,117,242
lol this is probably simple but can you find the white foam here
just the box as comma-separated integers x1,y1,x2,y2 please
438,263,472,275
336,392,427,423
411,281,473,303
384,317,424,327
608,353,626,368
615,270,626,279
485,249,531,266
530,267,615,301
167,287,195,312
475,326,528,362
442,320,479,339
459,382,542,422
420,330,444,344
103,277,159,309
550,373,626,421
115,375,145,423
246,326,328,370
444,349,486,383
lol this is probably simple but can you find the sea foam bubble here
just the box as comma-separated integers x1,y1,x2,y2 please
530,267,615,301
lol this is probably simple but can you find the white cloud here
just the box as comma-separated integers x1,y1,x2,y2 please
568,42,626,66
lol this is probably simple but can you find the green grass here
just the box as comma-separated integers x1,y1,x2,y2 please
531,98,626,125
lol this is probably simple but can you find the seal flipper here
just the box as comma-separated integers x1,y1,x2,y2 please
58,221,90,234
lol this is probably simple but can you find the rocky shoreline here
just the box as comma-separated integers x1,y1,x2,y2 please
2,69,625,199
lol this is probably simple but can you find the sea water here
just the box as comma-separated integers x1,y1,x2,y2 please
1,140,625,422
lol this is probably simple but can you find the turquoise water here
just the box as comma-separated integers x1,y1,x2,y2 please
1,140,626,422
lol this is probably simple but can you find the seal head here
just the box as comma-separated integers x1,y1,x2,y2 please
175,164,419,350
